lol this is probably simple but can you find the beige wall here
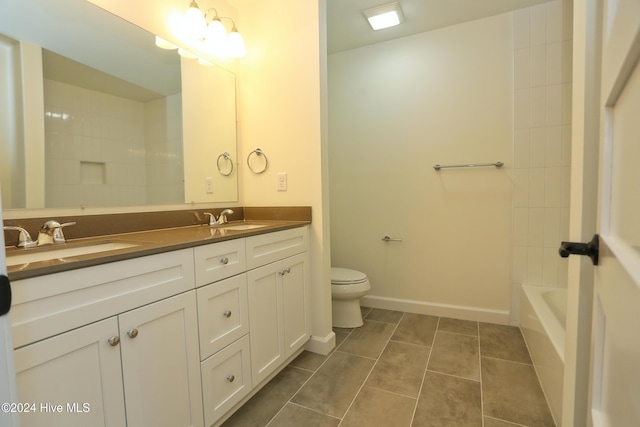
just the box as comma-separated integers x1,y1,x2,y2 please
236,0,333,350
329,14,514,323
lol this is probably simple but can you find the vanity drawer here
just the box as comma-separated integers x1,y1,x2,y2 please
201,335,252,426
245,227,308,270
196,274,249,360
10,249,195,349
194,238,246,286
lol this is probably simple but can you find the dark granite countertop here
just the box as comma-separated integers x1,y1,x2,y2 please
6,220,309,281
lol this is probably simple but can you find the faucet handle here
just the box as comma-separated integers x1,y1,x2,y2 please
39,220,76,244
3,226,37,248
217,209,234,225
203,212,216,226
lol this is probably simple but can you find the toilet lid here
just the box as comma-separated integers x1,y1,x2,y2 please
331,268,368,284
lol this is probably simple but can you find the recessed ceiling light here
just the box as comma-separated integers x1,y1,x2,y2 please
362,2,404,31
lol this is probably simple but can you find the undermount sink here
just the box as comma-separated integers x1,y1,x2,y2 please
6,241,140,267
220,224,269,231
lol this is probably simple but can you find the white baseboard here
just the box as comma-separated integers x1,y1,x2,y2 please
304,331,336,355
360,295,510,325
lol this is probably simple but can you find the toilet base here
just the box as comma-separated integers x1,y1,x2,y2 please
332,298,364,328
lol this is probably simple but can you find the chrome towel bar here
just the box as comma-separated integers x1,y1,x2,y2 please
433,161,504,171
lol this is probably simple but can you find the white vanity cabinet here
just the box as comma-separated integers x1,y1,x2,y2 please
9,224,310,427
246,228,310,386
11,249,204,427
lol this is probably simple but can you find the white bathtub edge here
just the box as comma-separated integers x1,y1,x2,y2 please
521,285,566,362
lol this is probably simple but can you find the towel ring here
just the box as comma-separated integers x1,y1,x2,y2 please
247,148,268,174
217,152,234,176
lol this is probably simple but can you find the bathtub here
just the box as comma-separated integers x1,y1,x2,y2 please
520,285,566,425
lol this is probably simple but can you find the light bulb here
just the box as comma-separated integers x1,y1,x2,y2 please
155,36,178,50
205,18,227,43
227,29,246,58
183,0,206,39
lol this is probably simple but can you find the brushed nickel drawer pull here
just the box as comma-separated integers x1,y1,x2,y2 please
220,257,229,265
223,310,232,318
127,328,139,339
108,336,120,346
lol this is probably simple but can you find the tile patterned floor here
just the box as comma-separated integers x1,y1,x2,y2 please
222,308,556,427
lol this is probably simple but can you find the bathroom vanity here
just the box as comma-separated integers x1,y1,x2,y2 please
6,221,310,427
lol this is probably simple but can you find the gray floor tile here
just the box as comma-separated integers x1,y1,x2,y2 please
413,371,482,427
333,328,352,347
222,366,311,427
338,319,396,359
438,317,479,336
365,308,404,324
340,386,416,427
267,403,340,427
288,350,327,372
392,313,439,346
291,351,375,418
482,357,555,427
479,323,532,364
366,341,430,397
428,332,480,381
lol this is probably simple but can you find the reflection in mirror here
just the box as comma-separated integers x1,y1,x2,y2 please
0,0,238,211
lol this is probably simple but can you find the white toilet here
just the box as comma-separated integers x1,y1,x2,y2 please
331,267,371,328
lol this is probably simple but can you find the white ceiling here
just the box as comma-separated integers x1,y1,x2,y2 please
326,0,550,54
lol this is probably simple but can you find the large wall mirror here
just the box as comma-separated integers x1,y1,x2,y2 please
0,0,238,211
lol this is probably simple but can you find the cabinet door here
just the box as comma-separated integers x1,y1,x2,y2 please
282,253,310,358
247,262,284,385
14,317,125,427
119,291,203,427
196,273,249,360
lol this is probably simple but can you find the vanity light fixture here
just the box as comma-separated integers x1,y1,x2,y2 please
180,2,246,58
363,2,404,31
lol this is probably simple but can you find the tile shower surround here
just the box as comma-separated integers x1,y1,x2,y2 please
511,0,573,323
223,308,555,427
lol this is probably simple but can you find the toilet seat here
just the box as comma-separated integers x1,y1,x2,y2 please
331,267,368,285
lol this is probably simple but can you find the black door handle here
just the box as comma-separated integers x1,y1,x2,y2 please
0,275,11,316
559,234,599,266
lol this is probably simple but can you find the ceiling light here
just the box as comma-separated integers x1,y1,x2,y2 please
363,2,404,31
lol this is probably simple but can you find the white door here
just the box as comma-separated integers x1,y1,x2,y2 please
589,0,640,424
567,0,640,425
0,193,19,427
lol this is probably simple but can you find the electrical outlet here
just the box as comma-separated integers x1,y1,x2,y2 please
277,172,287,191
205,177,214,194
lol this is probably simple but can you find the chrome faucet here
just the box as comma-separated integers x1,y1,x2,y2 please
36,220,76,246
3,226,37,248
203,209,234,226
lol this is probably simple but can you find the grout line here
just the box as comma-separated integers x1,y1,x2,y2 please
408,316,439,426
478,321,485,427
336,311,405,427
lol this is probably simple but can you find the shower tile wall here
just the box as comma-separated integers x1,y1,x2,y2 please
44,80,183,207
511,0,573,323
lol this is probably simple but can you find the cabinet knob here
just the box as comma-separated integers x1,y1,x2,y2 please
220,257,229,265
226,374,235,383
223,310,232,318
279,267,291,275
108,336,120,346
127,328,139,338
